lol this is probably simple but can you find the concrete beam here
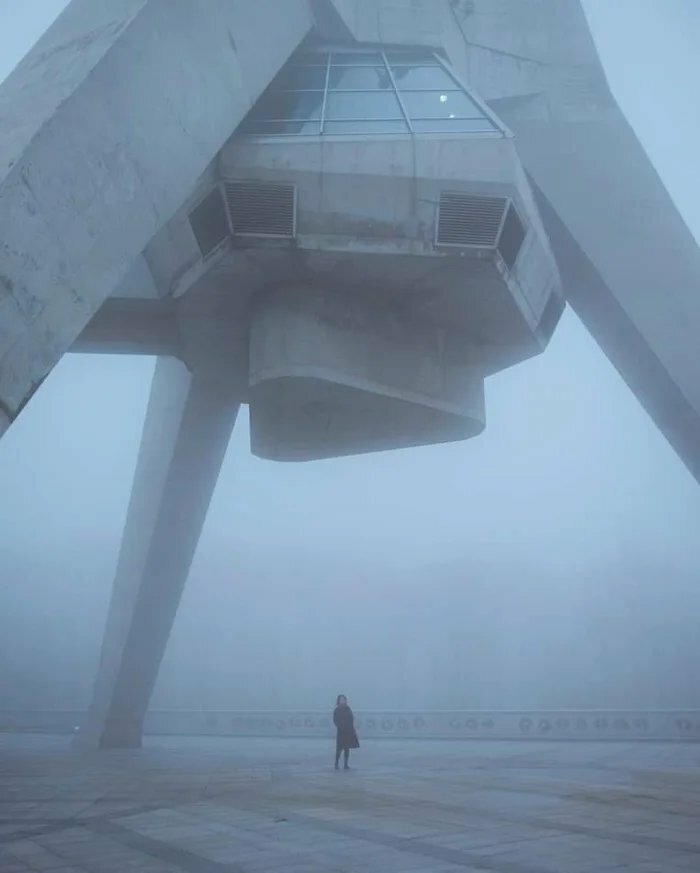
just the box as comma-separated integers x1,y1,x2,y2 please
531,179,700,484
493,71,700,481
78,357,239,749
0,0,312,431
441,0,700,483
71,299,181,357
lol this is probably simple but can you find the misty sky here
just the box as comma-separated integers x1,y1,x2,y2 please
1,1,699,710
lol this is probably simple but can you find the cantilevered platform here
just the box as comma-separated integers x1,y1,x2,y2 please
2,734,699,872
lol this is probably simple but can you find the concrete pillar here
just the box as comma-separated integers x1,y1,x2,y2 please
0,0,312,432
78,357,239,749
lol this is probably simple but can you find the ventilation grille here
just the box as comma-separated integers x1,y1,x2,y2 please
497,203,526,270
437,193,507,247
225,181,296,238
189,188,229,257
436,192,527,270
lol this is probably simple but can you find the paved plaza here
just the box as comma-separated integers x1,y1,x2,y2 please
1,734,700,872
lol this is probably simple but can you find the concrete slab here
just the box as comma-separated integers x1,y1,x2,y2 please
2,735,700,871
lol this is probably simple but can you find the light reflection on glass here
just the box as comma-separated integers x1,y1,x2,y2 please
241,48,500,136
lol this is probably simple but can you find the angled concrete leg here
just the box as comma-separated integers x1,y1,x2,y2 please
78,357,239,749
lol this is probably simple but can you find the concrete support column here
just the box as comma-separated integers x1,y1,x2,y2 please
0,0,313,431
78,357,239,749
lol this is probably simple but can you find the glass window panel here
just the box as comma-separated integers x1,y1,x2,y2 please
274,65,328,90
411,118,499,133
329,66,392,90
239,44,503,139
250,90,323,120
323,119,410,134
325,91,403,120
330,51,383,65
384,50,439,65
401,90,484,119
390,65,457,90
241,119,322,135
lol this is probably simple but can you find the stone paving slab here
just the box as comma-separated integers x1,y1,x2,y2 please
1,734,700,871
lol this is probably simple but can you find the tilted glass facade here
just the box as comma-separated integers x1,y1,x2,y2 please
241,48,501,136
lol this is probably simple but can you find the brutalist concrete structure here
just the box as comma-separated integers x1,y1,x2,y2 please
0,0,698,748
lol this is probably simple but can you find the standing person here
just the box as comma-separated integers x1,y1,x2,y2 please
333,694,359,770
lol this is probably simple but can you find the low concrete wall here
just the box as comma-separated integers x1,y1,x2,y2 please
3,710,700,741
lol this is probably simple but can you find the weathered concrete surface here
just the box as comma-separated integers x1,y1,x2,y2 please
458,0,700,484
327,0,447,46
0,0,312,427
221,131,562,358
328,0,700,483
4,0,698,479
79,358,240,750
3,734,700,871
249,288,485,460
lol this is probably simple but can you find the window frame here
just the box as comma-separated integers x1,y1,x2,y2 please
240,46,509,139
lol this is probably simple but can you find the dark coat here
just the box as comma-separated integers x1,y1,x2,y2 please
333,705,360,750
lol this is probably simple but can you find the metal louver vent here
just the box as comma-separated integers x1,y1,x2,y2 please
436,193,507,248
225,181,296,238
189,188,229,257
497,203,526,270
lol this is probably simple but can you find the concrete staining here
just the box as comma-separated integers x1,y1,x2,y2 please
249,288,486,460
1,0,699,749
0,0,313,418
220,121,560,459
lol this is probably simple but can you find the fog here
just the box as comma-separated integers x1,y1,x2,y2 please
1,1,699,716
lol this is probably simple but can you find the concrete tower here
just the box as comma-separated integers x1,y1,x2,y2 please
0,0,698,747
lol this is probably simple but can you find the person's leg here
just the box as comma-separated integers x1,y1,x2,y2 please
343,748,350,769
335,743,341,769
